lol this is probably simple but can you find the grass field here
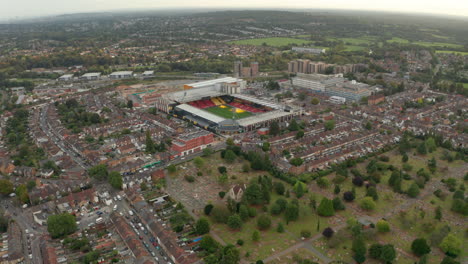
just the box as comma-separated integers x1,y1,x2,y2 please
228,37,312,47
387,37,463,49
204,105,253,119
327,36,376,45
436,50,468,56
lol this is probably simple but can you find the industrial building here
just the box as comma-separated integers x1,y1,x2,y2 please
109,71,133,79
291,47,326,54
80,72,101,80
292,73,374,102
58,74,73,81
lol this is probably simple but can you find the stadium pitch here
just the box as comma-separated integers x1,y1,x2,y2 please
204,105,253,119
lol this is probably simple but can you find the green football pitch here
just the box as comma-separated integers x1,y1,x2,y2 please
204,105,253,119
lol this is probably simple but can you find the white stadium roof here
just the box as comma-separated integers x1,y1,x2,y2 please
232,94,282,110
175,103,226,124
168,90,225,103
185,77,240,88
237,110,291,127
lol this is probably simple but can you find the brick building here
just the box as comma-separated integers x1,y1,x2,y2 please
170,130,214,157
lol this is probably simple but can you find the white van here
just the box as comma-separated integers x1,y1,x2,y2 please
95,217,103,224
113,205,117,211
129,210,134,216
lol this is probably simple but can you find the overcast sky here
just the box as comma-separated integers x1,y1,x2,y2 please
1,0,467,20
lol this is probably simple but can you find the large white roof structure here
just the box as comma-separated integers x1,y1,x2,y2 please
185,77,240,89
168,90,224,103
81,72,101,78
175,103,226,124
237,110,291,127
232,94,283,110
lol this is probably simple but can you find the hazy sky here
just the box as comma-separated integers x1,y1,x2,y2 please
1,0,467,20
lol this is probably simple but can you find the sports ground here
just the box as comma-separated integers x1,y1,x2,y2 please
204,105,253,119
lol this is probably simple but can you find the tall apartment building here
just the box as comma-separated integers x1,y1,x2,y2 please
234,61,242,78
234,61,259,78
288,60,367,75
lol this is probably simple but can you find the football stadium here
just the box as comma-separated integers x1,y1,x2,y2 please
154,77,301,133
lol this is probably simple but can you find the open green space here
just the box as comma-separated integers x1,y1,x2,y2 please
436,50,468,56
228,37,312,47
204,105,253,119
327,36,377,45
387,37,463,49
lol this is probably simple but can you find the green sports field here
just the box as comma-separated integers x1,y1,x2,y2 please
204,105,253,119
228,37,312,47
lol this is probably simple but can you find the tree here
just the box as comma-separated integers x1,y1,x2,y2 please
380,244,396,263
252,230,260,242
200,235,219,253
220,245,240,264
211,205,231,224
324,120,335,131
343,191,355,202
290,157,303,167
334,185,341,194
269,121,280,136
47,213,77,238
26,180,36,191
352,237,367,263
311,97,320,105
295,130,304,139
15,184,29,204
88,164,108,181
285,203,299,224
261,142,270,152
366,186,379,201
194,157,204,168
450,199,468,215
204,204,214,216
369,244,383,259
364,121,372,130
376,219,390,233
276,222,285,233
435,206,442,221
202,147,213,157
145,130,156,154
243,183,264,205
140,182,148,191
127,100,133,109
322,227,334,238
257,215,272,230
227,215,243,230
407,183,421,198
425,137,437,153
352,176,364,187
439,234,461,257
411,238,431,256
294,181,305,198
332,197,345,211
274,182,285,195
108,171,123,189
218,166,227,174
317,198,335,216
224,150,237,163
359,197,376,211
402,153,409,163
288,119,299,131
441,256,461,264
0,179,14,195
417,142,427,155
428,157,437,174
196,218,210,235
167,164,176,174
